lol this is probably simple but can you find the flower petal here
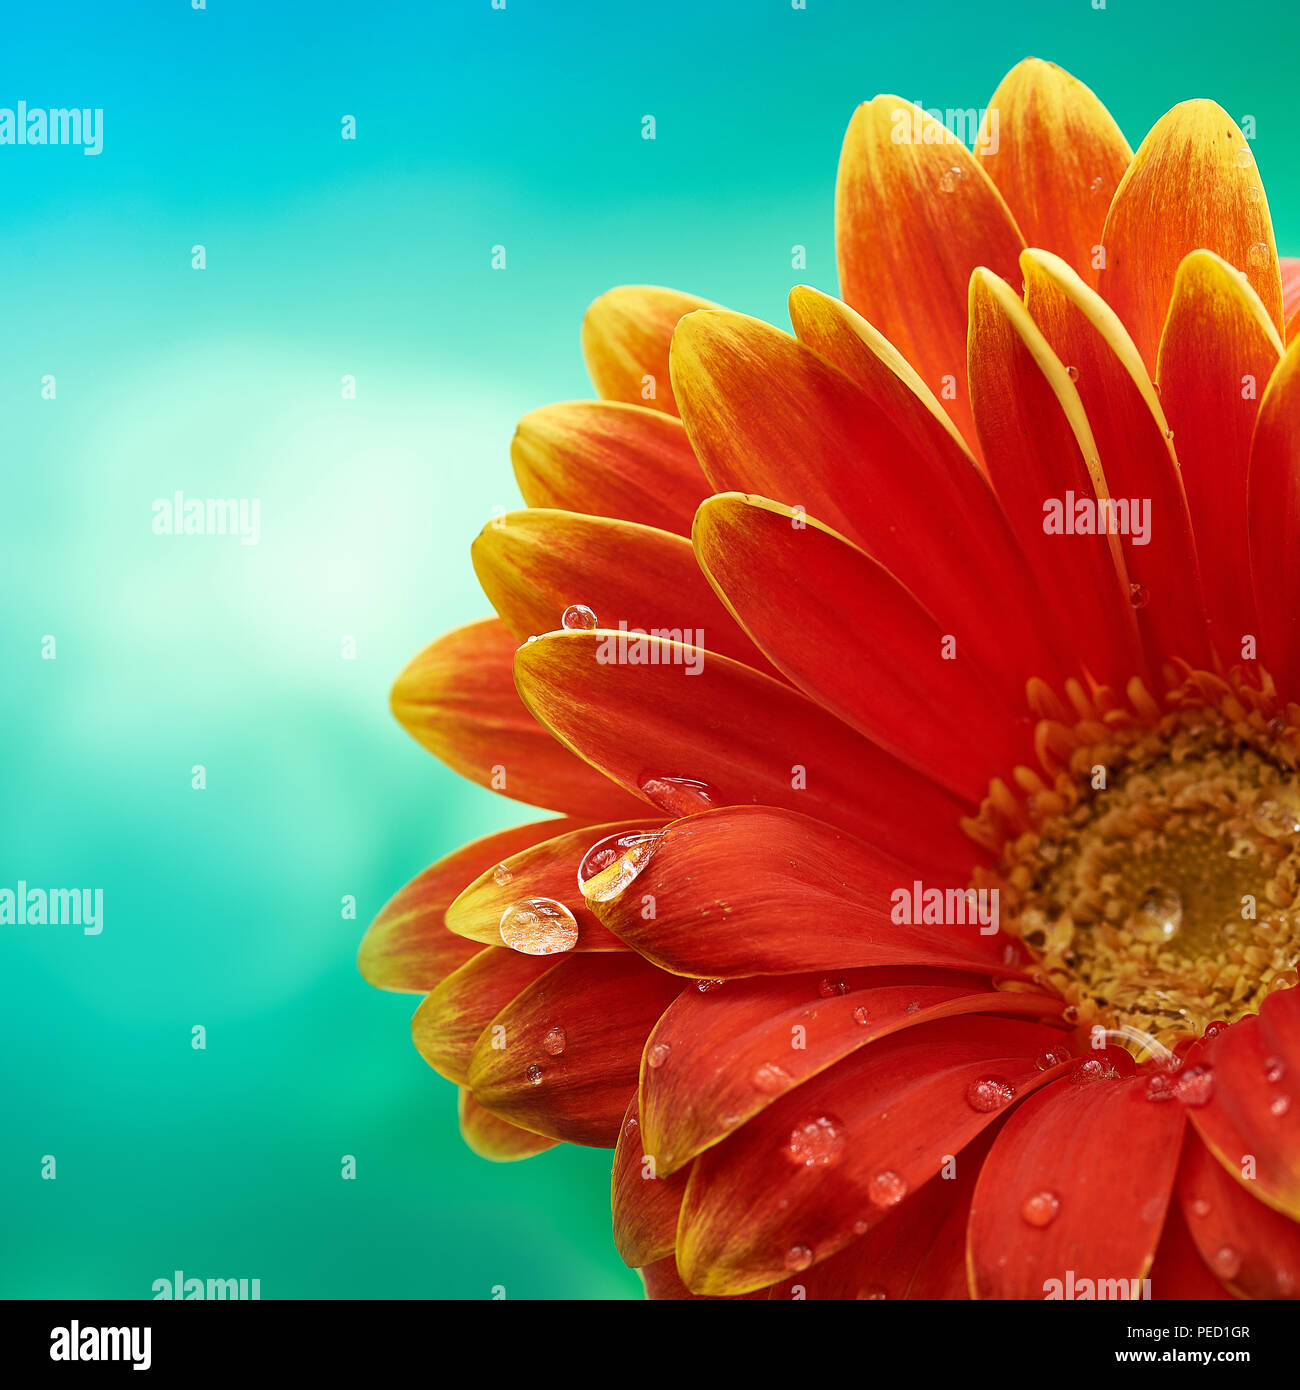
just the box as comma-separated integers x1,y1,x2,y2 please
977,59,1131,285
583,285,719,416
466,953,682,1146
1148,1196,1237,1300
1100,101,1284,372
1282,257,1300,323
968,1072,1186,1299
445,818,662,951
640,969,1064,1174
693,493,1030,797
413,946,554,1085
968,268,1143,690
671,308,1069,695
472,508,769,671
1022,248,1210,669
359,817,586,992
1247,336,1300,693
458,1088,558,1162
638,1257,766,1301
391,618,647,819
836,96,1025,451
612,1094,691,1267
676,1015,1064,1295
1178,1130,1300,1299
587,805,1023,978
1188,986,1300,1220
514,630,975,870
511,401,709,535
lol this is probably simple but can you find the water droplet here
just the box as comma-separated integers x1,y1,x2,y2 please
852,1219,870,1235
1277,1267,1296,1296
1203,1020,1230,1040
1252,797,1300,839
787,1115,846,1168
1211,1245,1242,1280
817,977,849,998
1236,146,1254,168
938,166,964,193
753,1062,790,1095
905,1000,920,1014
623,1116,639,1137
1190,1197,1211,1219
1089,175,1105,195
966,1076,1017,1112
498,897,579,955
1246,241,1270,268
646,1042,671,1069
1036,1047,1070,1071
1175,1064,1215,1108
1146,1072,1179,1102
637,774,719,817
542,1025,567,1056
578,830,663,896
1265,1056,1286,1083
1129,885,1183,943
492,862,513,887
1021,1191,1060,1228
524,1063,544,1086
1270,1095,1290,1117
853,1005,870,1025
868,1170,908,1208
784,1244,813,1272
696,977,724,993
561,603,597,631
862,1286,888,1300
1071,1057,1107,1084
1066,364,1079,381
1129,582,1150,609
1247,184,1262,203
1062,1005,1080,1025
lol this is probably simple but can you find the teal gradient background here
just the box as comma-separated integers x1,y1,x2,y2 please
1,0,1296,1299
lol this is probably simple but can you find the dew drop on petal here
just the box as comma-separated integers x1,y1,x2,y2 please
1190,1197,1211,1219
646,1042,671,1069
862,1286,888,1300
1265,1055,1286,1083
784,1244,813,1272
1089,175,1105,194
853,1005,870,1025
786,1115,845,1168
1246,241,1270,268
499,897,579,955
1271,1095,1291,1117
1211,1245,1242,1280
623,1116,639,1138
696,977,725,993
1021,1191,1060,1228
637,774,719,816
1174,1064,1215,1108
753,1062,790,1094
1065,364,1079,381
938,166,964,193
578,830,663,895
1145,1071,1179,1102
966,1076,1017,1112
852,1219,870,1236
1129,885,1183,943
492,862,513,887
868,1170,908,1208
1036,1047,1070,1071
1247,184,1262,203
1129,582,1150,609
817,977,849,998
1236,146,1254,168
561,603,598,631
1251,798,1300,839
542,1025,567,1056
1204,1019,1230,1040
524,1063,544,1086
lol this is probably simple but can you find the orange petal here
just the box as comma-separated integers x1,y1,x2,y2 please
676,1015,1064,1295
1022,249,1210,669
358,817,586,992
458,1088,557,1162
472,508,769,671
588,805,1029,979
693,493,1029,797
1282,257,1300,323
510,401,709,536
977,58,1131,285
968,1072,1186,1299
836,96,1025,452
968,268,1143,690
1157,250,1282,662
391,618,647,819
1100,101,1283,373
445,818,662,951
583,285,719,416
514,630,976,872
413,946,554,1085
672,308,1069,694
1148,1196,1237,1300
1178,1130,1300,1299
466,953,682,1146
1248,335,1300,693
612,1095,691,1267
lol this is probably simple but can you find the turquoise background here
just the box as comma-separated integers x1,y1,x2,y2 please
1,0,1296,1299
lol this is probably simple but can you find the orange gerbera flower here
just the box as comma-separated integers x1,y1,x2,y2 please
360,58,1300,1300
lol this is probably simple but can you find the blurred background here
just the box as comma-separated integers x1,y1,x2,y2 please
1,0,1296,1299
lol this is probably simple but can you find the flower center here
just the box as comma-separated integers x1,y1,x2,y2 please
974,683,1300,1048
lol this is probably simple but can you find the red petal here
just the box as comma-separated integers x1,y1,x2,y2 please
676,1015,1065,1295
968,1072,1186,1299
612,1094,691,1267
588,805,1023,979
514,631,976,872
466,953,682,1146
359,817,588,992
391,618,647,819
1148,1195,1237,1300
458,1088,557,1162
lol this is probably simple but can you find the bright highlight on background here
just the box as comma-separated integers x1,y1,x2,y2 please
1,0,1296,1298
